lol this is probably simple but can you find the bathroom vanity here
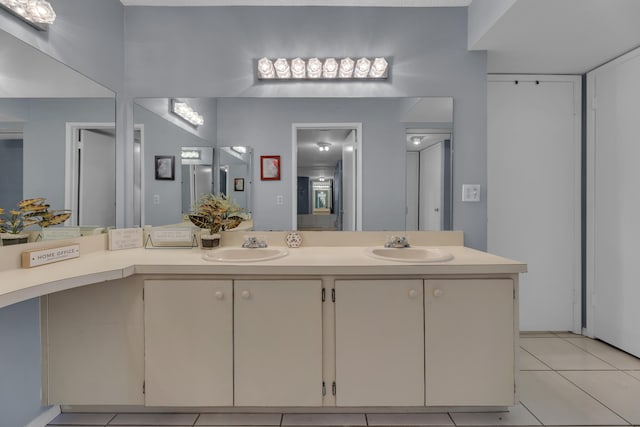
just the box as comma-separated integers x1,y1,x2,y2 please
0,231,526,412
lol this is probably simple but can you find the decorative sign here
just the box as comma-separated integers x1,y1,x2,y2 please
41,227,81,240
108,228,143,250
146,228,196,248
21,244,80,268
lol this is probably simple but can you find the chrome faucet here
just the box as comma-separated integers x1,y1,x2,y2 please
242,236,268,248
384,235,410,248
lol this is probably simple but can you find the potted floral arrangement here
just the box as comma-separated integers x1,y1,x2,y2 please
0,198,71,246
188,194,244,248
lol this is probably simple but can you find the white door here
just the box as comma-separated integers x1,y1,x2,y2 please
488,75,581,332
587,49,640,357
78,129,116,227
419,143,442,230
405,151,419,230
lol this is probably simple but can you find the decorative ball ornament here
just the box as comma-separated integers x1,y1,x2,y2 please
285,231,303,248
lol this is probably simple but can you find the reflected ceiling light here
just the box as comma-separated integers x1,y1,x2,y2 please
345,145,354,152
0,0,56,30
181,149,201,160
231,146,247,154
171,99,204,127
412,136,422,145
256,56,389,80
317,142,331,152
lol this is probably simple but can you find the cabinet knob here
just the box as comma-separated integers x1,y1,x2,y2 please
408,289,418,299
241,290,251,299
215,291,224,300
433,288,444,297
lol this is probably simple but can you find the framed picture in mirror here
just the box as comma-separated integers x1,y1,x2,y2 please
260,155,280,180
234,178,244,191
155,155,175,180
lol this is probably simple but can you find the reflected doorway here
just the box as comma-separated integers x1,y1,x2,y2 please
292,123,361,231
65,123,116,228
405,129,452,231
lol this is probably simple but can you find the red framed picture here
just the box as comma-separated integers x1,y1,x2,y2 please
260,155,281,181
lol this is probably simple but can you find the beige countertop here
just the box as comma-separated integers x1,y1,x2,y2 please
0,231,526,309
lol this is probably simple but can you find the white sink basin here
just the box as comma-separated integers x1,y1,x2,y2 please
365,247,453,263
203,247,288,262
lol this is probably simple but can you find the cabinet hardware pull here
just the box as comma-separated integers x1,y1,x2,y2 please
322,381,326,396
408,289,418,299
332,381,336,396
331,289,336,302
322,288,326,302
215,291,224,300
241,290,251,299
433,288,443,297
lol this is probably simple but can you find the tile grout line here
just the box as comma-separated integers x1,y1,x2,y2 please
520,345,554,371
517,399,545,426
559,335,623,370
554,370,633,426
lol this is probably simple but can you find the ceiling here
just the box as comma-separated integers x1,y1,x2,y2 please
471,0,640,74
119,0,640,74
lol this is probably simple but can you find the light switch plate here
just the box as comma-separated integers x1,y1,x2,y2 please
276,195,284,205
462,184,481,202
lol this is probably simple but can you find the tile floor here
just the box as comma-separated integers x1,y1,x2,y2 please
48,332,640,427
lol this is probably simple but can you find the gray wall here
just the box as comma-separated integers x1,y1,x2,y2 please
0,299,42,427
124,6,487,249
0,139,23,209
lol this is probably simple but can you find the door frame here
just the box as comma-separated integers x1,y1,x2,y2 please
291,123,362,231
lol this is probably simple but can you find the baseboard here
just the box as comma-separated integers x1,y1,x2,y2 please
24,405,60,427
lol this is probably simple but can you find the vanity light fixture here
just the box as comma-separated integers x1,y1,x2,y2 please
171,99,204,127
317,142,331,152
181,149,201,160
0,0,56,30
256,56,389,80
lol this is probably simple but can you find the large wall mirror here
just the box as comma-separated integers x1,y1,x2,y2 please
135,97,452,231
0,29,116,231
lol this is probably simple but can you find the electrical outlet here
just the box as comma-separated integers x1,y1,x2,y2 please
153,194,160,205
462,185,481,202
276,195,284,205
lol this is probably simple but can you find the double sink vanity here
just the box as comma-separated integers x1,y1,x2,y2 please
0,230,526,412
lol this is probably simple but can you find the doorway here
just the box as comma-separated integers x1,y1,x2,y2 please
65,123,116,227
292,123,362,231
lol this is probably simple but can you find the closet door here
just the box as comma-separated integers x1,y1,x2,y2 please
587,49,640,357
488,75,581,332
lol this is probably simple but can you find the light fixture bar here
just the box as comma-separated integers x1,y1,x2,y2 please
0,0,56,30
257,57,389,80
171,99,204,127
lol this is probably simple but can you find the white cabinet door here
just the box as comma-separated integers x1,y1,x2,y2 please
335,280,424,406
425,279,515,406
234,280,323,406
46,277,144,405
144,280,233,406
